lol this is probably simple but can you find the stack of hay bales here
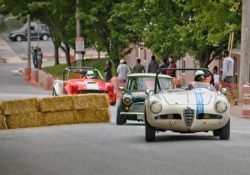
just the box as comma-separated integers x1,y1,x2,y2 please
0,103,6,129
38,96,76,126
0,94,110,130
2,98,42,129
73,94,110,123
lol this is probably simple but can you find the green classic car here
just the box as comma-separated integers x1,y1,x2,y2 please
116,73,173,125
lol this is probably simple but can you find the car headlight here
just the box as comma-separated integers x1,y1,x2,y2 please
150,101,162,114
123,95,132,105
215,101,227,113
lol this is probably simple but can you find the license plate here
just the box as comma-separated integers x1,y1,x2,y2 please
137,114,144,120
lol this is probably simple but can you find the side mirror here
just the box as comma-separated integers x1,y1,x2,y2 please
221,88,227,95
145,89,153,96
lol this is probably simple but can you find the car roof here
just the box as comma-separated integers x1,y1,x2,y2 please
128,73,172,79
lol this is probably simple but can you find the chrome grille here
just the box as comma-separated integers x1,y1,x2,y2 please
183,107,194,128
129,102,144,113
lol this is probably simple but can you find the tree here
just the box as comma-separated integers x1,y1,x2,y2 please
109,0,241,67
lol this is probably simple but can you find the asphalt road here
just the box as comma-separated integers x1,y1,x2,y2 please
1,64,250,175
0,63,51,101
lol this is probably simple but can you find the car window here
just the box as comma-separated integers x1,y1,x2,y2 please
127,77,172,92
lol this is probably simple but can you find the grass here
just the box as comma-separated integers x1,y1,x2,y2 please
43,58,116,78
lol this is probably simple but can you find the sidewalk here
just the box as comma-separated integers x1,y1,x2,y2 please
230,102,249,118
0,35,25,64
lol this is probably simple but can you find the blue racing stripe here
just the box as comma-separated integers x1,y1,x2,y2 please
194,90,199,114
200,91,204,113
197,88,204,113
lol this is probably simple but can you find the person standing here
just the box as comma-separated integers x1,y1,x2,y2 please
213,66,220,90
104,59,113,82
159,57,169,74
166,56,177,77
31,46,38,68
117,59,130,87
37,47,43,69
132,58,145,73
221,50,237,105
147,55,159,73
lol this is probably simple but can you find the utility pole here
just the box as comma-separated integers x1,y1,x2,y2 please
239,0,250,97
75,0,84,68
27,14,31,69
23,14,31,81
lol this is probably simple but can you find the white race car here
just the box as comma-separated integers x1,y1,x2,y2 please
144,68,230,142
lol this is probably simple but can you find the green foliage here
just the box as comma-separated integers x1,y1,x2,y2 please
0,0,242,68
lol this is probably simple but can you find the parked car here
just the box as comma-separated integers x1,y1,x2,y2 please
52,67,116,105
116,73,173,125
8,22,51,41
144,68,230,142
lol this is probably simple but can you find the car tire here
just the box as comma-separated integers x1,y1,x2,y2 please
16,36,22,42
110,101,116,106
214,119,230,140
145,112,156,142
41,34,49,41
116,108,126,125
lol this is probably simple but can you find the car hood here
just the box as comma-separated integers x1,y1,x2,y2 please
162,90,213,105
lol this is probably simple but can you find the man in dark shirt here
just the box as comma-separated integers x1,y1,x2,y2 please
147,55,159,73
133,58,145,73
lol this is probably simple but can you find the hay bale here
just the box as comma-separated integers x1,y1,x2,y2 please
72,94,93,110
6,112,44,129
0,103,3,114
75,108,110,123
2,98,39,115
73,94,109,110
39,96,74,112
95,108,110,123
44,110,77,126
0,114,6,129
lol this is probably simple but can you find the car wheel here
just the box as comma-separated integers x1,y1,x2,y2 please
16,36,22,42
110,101,116,106
52,88,57,96
145,112,156,142
42,34,49,41
214,119,230,140
116,108,126,125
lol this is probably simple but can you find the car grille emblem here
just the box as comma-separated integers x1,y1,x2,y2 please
184,107,194,128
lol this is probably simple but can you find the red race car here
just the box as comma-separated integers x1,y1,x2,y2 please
52,67,116,105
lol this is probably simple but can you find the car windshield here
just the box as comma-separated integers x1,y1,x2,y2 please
155,68,217,93
127,76,172,92
63,67,103,80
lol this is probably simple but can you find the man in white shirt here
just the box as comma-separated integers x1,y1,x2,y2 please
117,59,130,87
222,50,238,105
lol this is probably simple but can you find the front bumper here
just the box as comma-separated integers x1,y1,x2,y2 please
119,102,145,121
146,104,230,132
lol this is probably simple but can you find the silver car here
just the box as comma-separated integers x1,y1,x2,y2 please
144,68,230,142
